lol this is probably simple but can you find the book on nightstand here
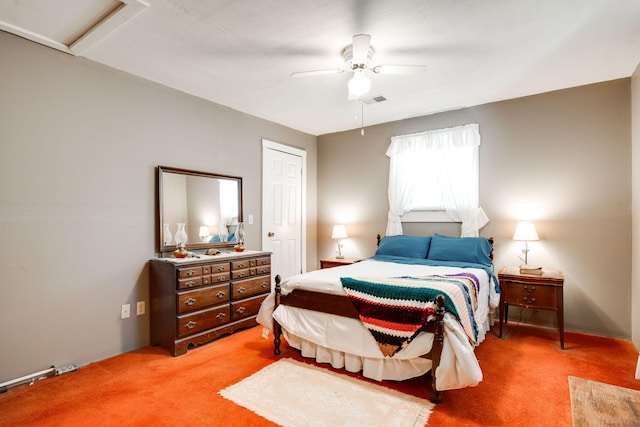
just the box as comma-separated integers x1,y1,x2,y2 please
519,266,543,275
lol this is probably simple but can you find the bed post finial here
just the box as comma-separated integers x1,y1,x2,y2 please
273,274,282,355
430,294,446,404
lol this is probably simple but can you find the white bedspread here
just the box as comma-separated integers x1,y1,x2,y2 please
257,258,497,390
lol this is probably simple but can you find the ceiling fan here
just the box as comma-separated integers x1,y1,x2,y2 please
291,34,427,100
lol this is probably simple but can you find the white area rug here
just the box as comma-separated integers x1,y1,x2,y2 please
219,358,433,427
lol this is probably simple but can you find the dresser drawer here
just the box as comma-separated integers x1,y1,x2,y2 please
178,276,203,290
503,282,557,309
209,272,230,284
255,256,271,267
210,263,230,274
232,259,253,270
177,305,230,338
255,265,270,276
232,268,253,280
178,266,202,279
177,284,230,314
231,294,268,321
232,276,271,300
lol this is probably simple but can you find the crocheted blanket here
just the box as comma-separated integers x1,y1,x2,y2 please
340,274,479,357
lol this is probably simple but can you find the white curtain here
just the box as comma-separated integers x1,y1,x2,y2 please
385,123,489,237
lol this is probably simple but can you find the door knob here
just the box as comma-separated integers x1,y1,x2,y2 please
268,232,275,237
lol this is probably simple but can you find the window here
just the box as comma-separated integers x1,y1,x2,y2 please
385,123,488,237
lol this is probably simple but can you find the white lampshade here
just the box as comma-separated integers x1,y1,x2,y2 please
331,224,348,239
347,71,371,98
513,222,539,241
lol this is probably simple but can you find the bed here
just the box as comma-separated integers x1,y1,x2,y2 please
256,233,499,403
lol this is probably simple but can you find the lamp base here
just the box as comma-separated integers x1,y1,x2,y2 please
335,255,344,259
520,265,542,275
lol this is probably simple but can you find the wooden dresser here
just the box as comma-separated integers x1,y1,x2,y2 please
150,251,271,356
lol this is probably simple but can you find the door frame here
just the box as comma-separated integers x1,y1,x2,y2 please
261,139,307,274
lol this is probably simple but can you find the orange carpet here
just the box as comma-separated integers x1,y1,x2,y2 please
0,322,638,426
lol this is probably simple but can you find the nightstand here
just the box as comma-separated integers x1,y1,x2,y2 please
498,266,565,349
319,258,354,269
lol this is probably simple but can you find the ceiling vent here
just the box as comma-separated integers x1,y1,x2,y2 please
363,95,387,105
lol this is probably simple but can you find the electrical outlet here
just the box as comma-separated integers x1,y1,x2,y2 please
137,301,145,316
121,304,130,319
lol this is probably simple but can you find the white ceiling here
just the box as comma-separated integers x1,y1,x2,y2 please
2,0,640,136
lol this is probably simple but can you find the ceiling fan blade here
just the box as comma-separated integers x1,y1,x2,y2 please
352,34,371,64
290,69,345,77
372,65,427,75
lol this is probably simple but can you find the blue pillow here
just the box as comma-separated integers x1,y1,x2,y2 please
427,233,492,266
375,235,432,259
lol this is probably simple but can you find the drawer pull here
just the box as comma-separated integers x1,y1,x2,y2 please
238,287,246,294
186,270,196,276
218,276,226,282
185,321,197,329
216,266,225,271
216,291,226,298
236,307,246,314
185,298,197,306
237,272,246,278
216,313,226,319
185,281,196,287
523,297,536,303
237,262,246,268
260,268,268,274
261,282,268,288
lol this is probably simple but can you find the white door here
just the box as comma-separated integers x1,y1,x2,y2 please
262,140,306,284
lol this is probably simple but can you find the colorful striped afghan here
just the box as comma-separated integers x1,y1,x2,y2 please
341,275,479,357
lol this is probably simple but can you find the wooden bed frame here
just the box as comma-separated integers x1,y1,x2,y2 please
271,234,494,404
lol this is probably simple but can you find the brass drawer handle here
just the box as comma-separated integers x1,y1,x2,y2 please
216,313,226,319
237,287,246,294
185,281,196,287
237,272,246,278
523,297,536,303
216,291,226,298
261,282,268,288
185,321,197,329
216,266,225,271
218,276,226,282
259,268,268,274
236,307,246,314
186,270,196,276
237,262,246,268
185,298,197,306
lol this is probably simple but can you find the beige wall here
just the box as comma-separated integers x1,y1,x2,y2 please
632,63,640,351
318,79,632,339
0,31,317,382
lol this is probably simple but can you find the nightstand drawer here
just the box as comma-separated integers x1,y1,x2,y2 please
502,282,557,309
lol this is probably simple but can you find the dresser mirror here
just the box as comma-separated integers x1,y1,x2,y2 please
157,166,243,253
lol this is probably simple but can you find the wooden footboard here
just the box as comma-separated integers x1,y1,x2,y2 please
271,274,446,403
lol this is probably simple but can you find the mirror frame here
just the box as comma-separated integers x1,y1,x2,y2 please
157,165,243,253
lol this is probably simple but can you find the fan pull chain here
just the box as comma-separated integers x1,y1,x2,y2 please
360,101,365,136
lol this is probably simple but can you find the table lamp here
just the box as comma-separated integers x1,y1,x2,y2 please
331,224,348,259
513,221,541,275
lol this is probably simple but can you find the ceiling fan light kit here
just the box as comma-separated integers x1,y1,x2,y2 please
348,70,371,99
291,34,426,101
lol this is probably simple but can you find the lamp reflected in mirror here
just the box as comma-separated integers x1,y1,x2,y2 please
199,226,211,243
